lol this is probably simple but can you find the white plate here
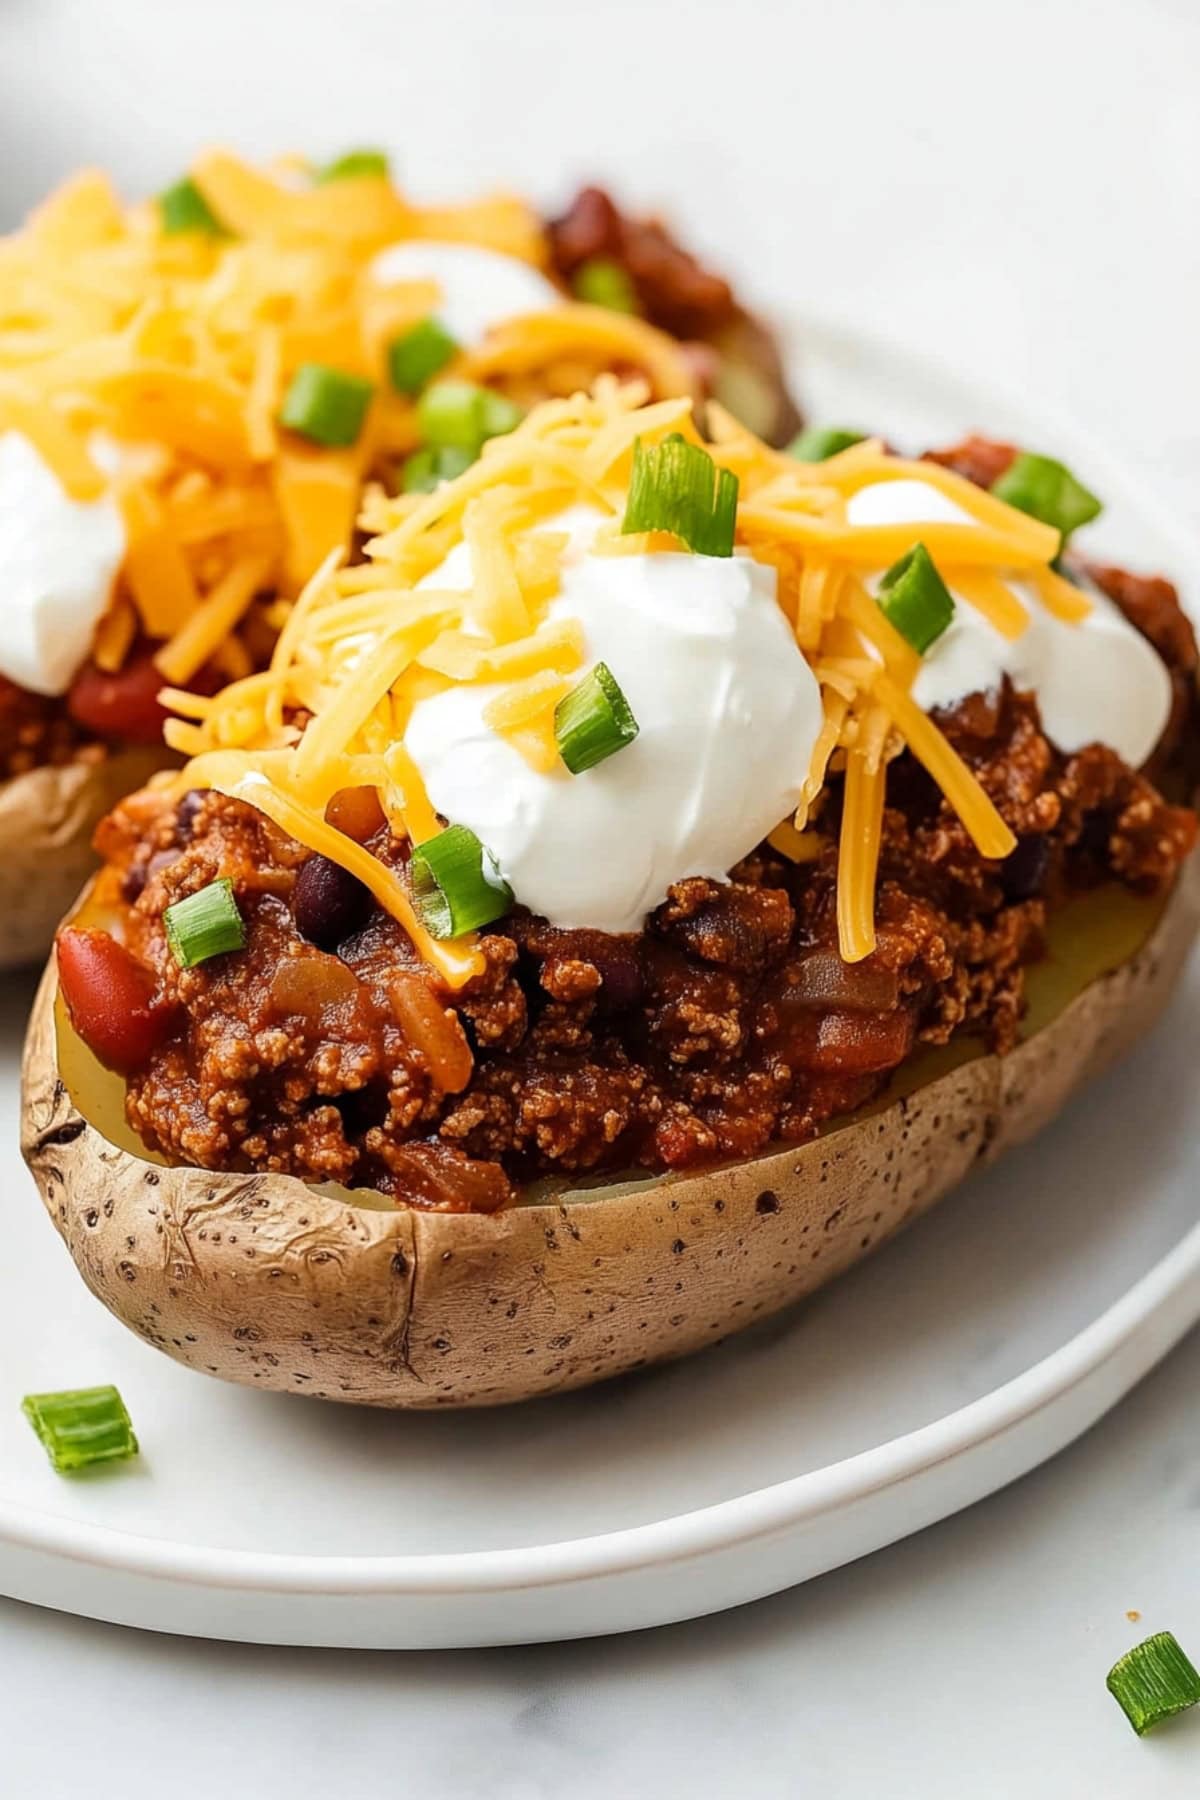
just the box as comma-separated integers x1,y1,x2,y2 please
2,322,1198,1649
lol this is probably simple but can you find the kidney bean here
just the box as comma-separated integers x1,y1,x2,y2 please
67,651,169,744
293,854,372,949
56,927,172,1074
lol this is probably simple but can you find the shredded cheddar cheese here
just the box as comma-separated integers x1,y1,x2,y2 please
0,153,699,697
162,380,1076,980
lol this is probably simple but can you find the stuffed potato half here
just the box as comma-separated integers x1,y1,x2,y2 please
21,861,1199,1407
20,390,1200,1407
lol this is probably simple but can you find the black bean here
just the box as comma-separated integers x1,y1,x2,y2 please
121,860,148,905
175,789,206,843
1000,833,1052,901
294,854,372,949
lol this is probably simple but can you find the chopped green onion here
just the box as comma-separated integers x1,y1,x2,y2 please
316,148,391,184
401,444,475,494
164,877,246,968
479,390,523,440
787,425,865,462
279,362,375,447
621,433,739,557
571,257,638,314
991,451,1102,540
416,381,523,456
1107,1632,1200,1736
158,176,226,238
410,825,513,938
22,1385,139,1474
387,317,459,394
876,541,955,654
554,662,640,775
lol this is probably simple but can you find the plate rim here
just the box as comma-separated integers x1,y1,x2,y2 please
4,315,1199,1601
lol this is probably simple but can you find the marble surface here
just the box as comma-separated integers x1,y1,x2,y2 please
3,1333,1200,1797
1,0,1199,1790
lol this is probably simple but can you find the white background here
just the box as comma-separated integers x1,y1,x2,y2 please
1,1,1199,1793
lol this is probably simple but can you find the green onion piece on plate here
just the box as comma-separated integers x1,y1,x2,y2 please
279,362,375,448
876,541,955,654
164,877,246,968
1107,1632,1200,1736
417,381,522,456
991,451,1102,540
410,825,513,938
158,176,226,238
571,257,638,314
622,433,739,557
316,148,391,184
22,1385,139,1474
401,444,475,494
787,425,865,462
554,662,639,774
387,318,459,395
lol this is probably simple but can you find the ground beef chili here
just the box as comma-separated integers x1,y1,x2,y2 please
0,644,184,782
67,680,1196,1212
548,186,740,343
57,443,1200,1213
546,186,803,446
0,676,94,780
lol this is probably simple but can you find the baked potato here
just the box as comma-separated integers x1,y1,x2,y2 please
0,156,801,973
22,866,1198,1407
0,748,166,971
20,388,1200,1408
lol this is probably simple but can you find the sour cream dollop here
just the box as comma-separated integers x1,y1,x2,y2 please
404,511,822,932
368,240,562,348
847,479,1171,769
0,431,126,695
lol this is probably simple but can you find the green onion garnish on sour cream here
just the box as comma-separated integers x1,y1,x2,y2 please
410,825,513,938
554,662,640,775
622,434,739,557
876,541,955,654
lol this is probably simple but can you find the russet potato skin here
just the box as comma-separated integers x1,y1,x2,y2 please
21,854,1200,1409
0,750,166,971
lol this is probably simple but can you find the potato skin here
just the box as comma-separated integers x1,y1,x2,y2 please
0,750,165,971
21,855,1200,1409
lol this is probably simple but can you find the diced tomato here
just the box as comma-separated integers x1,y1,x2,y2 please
66,652,169,744
56,927,173,1074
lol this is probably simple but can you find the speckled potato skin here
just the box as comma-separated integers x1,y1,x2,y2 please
0,750,166,970
21,855,1200,1409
